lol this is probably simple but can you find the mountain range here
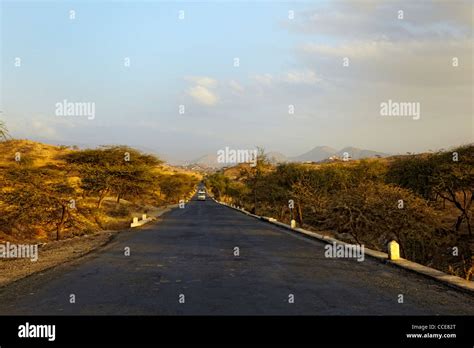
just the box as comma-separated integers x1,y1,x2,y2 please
24,137,389,168
189,146,390,168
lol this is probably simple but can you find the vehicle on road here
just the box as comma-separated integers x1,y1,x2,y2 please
197,189,206,200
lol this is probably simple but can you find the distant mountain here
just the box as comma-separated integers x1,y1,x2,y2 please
187,146,390,168
190,153,221,168
191,150,287,167
266,151,288,163
335,147,389,160
289,146,337,162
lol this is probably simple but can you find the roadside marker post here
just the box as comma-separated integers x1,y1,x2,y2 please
388,240,400,260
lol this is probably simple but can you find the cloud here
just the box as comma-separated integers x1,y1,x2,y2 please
253,73,274,87
225,1,472,154
299,38,472,87
253,69,321,87
282,70,321,85
188,85,218,106
185,76,219,106
286,1,472,41
229,80,244,94
302,41,380,58
289,0,472,88
185,76,218,88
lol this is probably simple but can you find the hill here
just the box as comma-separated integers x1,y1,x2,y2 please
189,145,390,167
0,139,200,243
289,146,337,162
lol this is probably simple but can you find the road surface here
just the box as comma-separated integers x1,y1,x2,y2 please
0,198,473,315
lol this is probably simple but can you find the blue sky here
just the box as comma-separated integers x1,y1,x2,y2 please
1,0,472,162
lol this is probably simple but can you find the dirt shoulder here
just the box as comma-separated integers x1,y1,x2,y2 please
0,230,118,288
0,203,177,288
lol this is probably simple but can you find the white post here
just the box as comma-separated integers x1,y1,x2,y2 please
290,219,296,228
131,217,139,227
142,214,147,220
388,240,400,260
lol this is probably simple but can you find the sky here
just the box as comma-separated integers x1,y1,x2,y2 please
1,0,472,163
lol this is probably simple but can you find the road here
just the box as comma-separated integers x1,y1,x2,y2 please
0,197,473,315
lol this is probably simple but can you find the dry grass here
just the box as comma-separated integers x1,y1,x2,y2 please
0,139,199,243
0,139,71,168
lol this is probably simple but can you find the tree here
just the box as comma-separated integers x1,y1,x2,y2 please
386,155,437,200
109,164,158,203
64,146,163,206
264,163,306,223
239,148,271,214
158,173,198,203
205,172,229,200
288,161,385,226
2,167,77,240
430,146,474,236
79,164,112,208
387,146,474,235
0,119,10,141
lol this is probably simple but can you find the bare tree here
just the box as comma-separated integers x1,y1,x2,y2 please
0,118,10,141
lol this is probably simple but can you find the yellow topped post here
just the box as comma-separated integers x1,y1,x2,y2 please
388,240,400,260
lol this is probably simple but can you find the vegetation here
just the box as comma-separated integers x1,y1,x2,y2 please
63,146,163,206
205,146,474,280
0,119,9,141
158,173,198,203
2,167,77,240
387,145,473,236
0,140,199,242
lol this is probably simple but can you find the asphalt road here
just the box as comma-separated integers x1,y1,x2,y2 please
1,197,473,315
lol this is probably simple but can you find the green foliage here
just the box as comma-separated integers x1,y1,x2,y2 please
386,155,437,199
0,144,198,241
327,183,439,250
64,146,163,206
215,148,473,279
205,172,229,199
158,173,199,203
239,148,272,214
64,145,161,167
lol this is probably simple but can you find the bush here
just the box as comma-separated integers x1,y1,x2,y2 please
218,151,473,279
